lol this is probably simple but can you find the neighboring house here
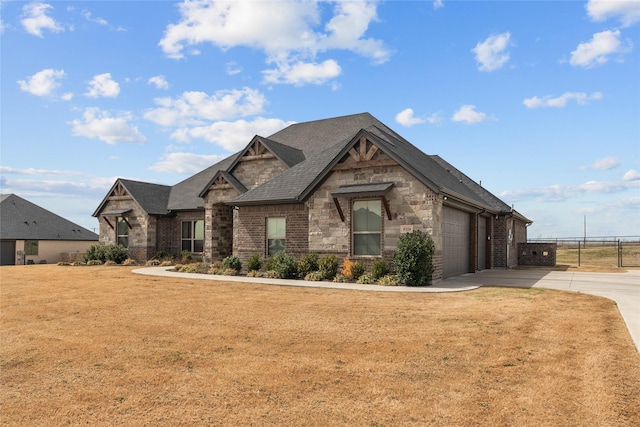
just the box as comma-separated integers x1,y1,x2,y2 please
93,113,531,281
0,194,98,265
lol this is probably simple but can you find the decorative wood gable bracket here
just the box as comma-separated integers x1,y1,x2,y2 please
211,174,233,189
333,136,397,171
106,182,132,202
239,139,275,162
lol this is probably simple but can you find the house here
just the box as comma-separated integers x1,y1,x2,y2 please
0,194,99,265
93,113,531,281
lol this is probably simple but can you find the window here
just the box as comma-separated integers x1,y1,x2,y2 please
267,217,285,256
352,200,382,256
182,220,204,253
117,217,129,248
25,240,38,256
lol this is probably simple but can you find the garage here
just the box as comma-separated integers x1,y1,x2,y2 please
1,240,16,266
442,206,470,278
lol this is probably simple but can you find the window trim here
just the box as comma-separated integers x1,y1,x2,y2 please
351,198,383,257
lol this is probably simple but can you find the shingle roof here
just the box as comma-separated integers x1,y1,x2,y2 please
119,179,172,215
1,194,98,241
93,112,528,221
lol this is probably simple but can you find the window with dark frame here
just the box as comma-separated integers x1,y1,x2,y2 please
117,217,129,248
267,217,285,256
25,240,38,256
182,220,204,253
352,199,382,256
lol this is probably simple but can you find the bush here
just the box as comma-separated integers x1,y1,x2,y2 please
180,250,193,264
393,230,435,286
304,271,324,281
146,259,161,266
333,274,349,283
265,252,298,279
247,253,262,272
222,267,238,276
247,270,262,278
297,253,319,278
341,257,365,280
377,274,401,286
222,255,242,272
87,259,103,266
153,249,173,261
123,258,138,266
357,274,375,284
104,244,128,264
371,259,388,280
318,254,338,280
83,244,106,263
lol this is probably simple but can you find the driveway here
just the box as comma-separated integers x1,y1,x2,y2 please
442,269,640,352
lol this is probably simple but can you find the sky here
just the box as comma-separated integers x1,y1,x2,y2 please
1,0,639,239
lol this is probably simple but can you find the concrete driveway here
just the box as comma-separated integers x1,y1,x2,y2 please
442,269,640,352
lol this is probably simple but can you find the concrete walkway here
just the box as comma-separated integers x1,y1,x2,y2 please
133,267,640,352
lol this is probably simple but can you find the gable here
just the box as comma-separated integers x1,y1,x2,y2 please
332,136,399,172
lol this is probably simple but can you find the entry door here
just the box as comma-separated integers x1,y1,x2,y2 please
442,206,470,278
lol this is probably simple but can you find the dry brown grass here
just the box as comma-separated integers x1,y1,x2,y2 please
1,265,639,426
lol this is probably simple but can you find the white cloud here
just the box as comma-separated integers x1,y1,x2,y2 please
580,156,621,171
586,0,640,27
433,0,444,10
523,91,603,108
569,30,631,68
149,152,226,174
144,87,267,127
623,169,640,181
451,105,488,124
85,73,120,98
501,178,640,202
148,75,169,90
69,107,146,144
472,32,511,72
263,59,341,85
21,2,64,37
0,166,83,176
82,10,108,26
395,108,425,127
17,68,65,97
226,61,243,76
172,117,293,151
158,0,390,85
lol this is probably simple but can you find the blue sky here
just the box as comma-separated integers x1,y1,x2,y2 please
1,0,639,239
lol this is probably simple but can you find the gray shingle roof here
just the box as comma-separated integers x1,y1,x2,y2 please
93,112,528,221
119,179,171,215
1,194,98,241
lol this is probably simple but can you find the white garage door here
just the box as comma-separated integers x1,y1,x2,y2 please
443,206,470,278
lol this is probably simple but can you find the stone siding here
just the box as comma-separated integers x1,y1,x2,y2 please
232,157,287,190
98,198,150,261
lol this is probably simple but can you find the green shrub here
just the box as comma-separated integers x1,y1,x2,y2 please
318,254,338,280
393,230,435,286
377,274,401,286
333,274,349,283
371,259,388,280
304,271,324,281
351,260,365,280
247,253,262,272
297,253,319,278
180,250,192,264
104,244,128,264
357,274,375,284
265,252,298,279
222,255,242,272
83,244,106,263
153,249,173,261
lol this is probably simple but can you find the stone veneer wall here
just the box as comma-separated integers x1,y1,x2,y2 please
98,198,150,261
232,157,287,190
518,242,556,267
203,186,239,262
307,164,444,281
